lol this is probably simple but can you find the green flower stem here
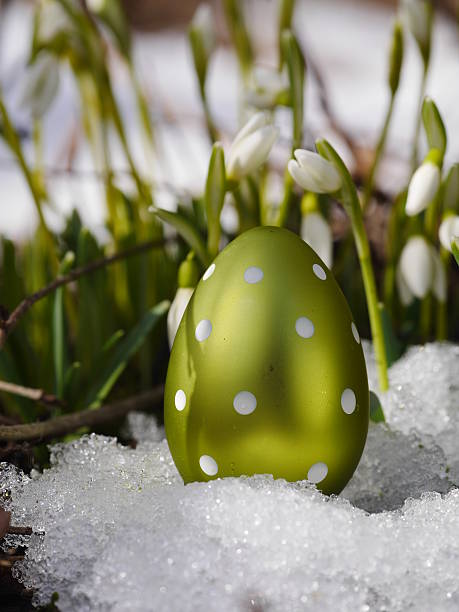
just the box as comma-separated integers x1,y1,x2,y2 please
274,169,294,227
411,68,428,173
435,248,449,340
362,95,395,211
201,94,218,144
316,139,389,391
420,171,443,342
0,97,57,273
231,183,258,233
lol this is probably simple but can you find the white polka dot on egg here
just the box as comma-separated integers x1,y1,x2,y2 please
233,391,257,415
312,263,326,280
341,388,356,414
174,390,186,411
351,322,360,344
199,455,218,476
295,317,315,339
203,263,216,281
307,462,328,484
244,266,264,284
195,319,212,342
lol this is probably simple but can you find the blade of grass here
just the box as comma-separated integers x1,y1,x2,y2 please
84,300,170,408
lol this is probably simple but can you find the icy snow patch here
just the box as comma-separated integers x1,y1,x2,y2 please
1,343,459,611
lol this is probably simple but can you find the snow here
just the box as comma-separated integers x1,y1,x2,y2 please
1,343,459,611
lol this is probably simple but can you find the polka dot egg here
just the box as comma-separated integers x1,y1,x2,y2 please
164,226,369,494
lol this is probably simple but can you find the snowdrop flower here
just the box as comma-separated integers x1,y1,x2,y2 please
245,66,289,109
439,215,459,253
226,113,278,181
167,254,200,349
405,157,440,216
167,288,194,349
21,55,60,119
397,235,433,300
36,0,72,45
301,212,333,268
401,0,433,63
288,149,342,194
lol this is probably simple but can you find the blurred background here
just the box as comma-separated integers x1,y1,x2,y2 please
1,0,459,242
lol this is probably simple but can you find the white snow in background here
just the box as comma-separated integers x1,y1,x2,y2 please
2,0,459,240
1,343,459,611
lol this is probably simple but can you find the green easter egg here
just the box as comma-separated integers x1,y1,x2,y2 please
164,226,369,494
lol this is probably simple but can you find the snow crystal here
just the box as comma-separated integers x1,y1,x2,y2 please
1,343,459,611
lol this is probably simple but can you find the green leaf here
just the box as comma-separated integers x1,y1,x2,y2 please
53,251,75,398
422,97,447,158
378,303,403,367
442,164,459,213
281,30,305,150
84,300,170,408
369,390,386,423
205,143,226,257
63,361,81,403
153,207,210,266
452,239,459,266
101,329,125,354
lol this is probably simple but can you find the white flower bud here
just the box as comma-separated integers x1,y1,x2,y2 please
398,235,434,299
430,246,447,303
300,212,333,268
288,149,342,194
405,161,440,216
191,4,216,58
439,215,459,253
226,113,278,181
167,288,194,349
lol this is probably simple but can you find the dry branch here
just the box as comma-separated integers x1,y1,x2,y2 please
0,385,163,442
0,381,65,408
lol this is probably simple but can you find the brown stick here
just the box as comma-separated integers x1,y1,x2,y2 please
0,385,163,442
0,380,65,408
0,237,173,349
6,526,33,536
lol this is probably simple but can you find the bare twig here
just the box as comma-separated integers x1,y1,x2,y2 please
0,380,65,408
0,385,163,442
0,237,174,349
6,526,33,536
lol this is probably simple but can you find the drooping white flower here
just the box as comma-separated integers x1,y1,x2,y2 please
396,261,415,306
430,246,447,303
288,149,342,194
245,66,289,109
401,0,432,61
21,55,60,119
398,235,434,299
405,161,440,216
226,112,278,181
167,288,194,349
439,215,459,253
300,212,333,268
